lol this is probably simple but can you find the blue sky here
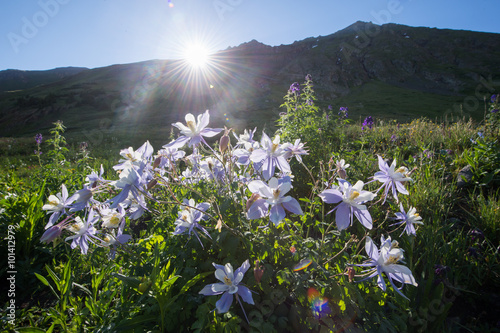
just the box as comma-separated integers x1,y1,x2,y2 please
1,0,499,71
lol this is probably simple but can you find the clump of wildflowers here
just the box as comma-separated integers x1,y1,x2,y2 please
362,116,374,130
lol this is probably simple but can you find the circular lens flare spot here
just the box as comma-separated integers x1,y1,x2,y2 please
307,288,331,319
293,259,312,271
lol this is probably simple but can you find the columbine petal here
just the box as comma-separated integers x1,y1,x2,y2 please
237,286,255,305
269,204,286,225
282,198,303,215
353,208,373,229
335,203,351,231
365,237,379,261
318,189,343,204
216,292,233,313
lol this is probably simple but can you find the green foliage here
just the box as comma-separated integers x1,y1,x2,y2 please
2,85,499,333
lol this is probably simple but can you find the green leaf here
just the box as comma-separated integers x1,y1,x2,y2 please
112,273,141,289
34,272,59,300
14,328,47,333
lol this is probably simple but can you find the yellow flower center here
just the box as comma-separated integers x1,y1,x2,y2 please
49,199,59,206
104,235,111,243
271,143,279,153
349,191,360,201
396,167,407,174
414,213,419,217
385,255,400,265
223,276,232,285
187,120,196,132
109,215,120,227
273,189,280,199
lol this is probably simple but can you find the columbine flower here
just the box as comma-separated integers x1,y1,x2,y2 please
101,206,126,229
101,228,131,259
355,236,418,300
110,165,143,208
42,184,74,228
335,159,350,179
173,199,211,248
166,110,222,148
282,139,309,163
373,155,412,204
319,179,376,231
233,128,258,148
199,260,254,317
250,132,290,180
247,177,303,226
391,203,423,236
65,210,99,255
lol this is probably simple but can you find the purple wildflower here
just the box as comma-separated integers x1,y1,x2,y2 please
35,133,43,145
338,107,349,120
362,116,374,130
289,82,300,94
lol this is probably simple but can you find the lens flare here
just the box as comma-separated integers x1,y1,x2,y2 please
293,258,312,271
307,288,331,319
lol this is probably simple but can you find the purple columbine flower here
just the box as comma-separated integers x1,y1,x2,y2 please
173,199,211,248
491,94,498,103
250,132,290,180
282,139,309,163
373,155,412,204
319,179,376,231
42,184,75,228
362,116,374,130
391,203,423,236
199,260,254,318
165,110,222,149
246,177,303,226
355,236,418,300
65,209,99,255
101,226,131,260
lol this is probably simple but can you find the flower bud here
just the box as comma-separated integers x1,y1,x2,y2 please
40,225,63,244
153,156,162,169
254,260,265,284
219,127,231,154
147,179,157,190
246,193,261,212
347,267,355,282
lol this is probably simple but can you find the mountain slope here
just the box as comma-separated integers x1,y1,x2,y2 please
0,21,499,148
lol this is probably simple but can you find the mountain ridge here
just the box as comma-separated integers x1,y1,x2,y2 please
1,21,499,147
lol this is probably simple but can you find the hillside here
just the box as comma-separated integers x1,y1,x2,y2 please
0,21,499,147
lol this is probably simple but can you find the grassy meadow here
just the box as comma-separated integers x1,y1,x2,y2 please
0,78,499,332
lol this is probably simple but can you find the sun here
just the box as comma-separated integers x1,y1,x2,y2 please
183,43,211,69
